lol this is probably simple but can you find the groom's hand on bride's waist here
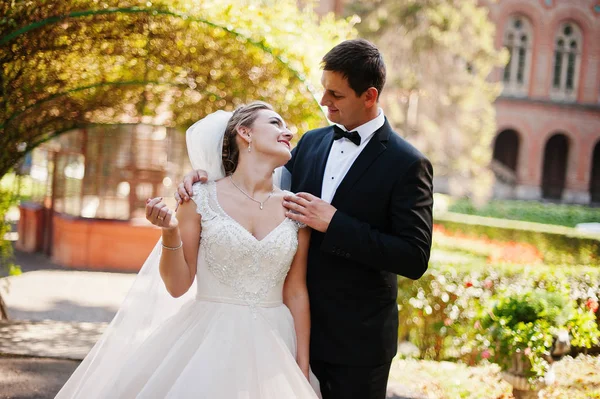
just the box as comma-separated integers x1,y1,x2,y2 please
174,169,208,210
283,193,336,233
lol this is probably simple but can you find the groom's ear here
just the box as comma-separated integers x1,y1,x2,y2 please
363,87,379,108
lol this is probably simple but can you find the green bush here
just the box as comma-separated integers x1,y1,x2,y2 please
0,188,18,277
397,260,600,365
447,197,600,227
434,212,600,265
480,290,599,383
0,186,21,319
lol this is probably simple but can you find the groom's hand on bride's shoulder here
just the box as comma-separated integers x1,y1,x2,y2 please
174,169,208,209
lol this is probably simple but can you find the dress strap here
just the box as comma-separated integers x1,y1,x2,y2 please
191,181,219,221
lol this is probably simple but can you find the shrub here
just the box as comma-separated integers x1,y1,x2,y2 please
480,290,599,383
397,260,600,365
0,188,19,277
0,187,21,319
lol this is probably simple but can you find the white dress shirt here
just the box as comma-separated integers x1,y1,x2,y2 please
321,109,385,203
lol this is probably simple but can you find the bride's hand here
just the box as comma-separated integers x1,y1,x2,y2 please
145,197,178,229
298,362,310,381
302,368,310,381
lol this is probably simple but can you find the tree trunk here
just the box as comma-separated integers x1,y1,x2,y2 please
0,292,9,320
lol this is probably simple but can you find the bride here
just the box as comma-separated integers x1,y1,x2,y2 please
55,101,321,398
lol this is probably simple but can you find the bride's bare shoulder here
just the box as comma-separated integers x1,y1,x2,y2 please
273,187,288,200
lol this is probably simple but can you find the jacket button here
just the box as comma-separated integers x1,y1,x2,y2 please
345,253,350,258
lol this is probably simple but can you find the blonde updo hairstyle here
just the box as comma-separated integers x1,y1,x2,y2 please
222,101,274,175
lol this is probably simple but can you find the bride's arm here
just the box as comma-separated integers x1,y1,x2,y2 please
283,227,311,379
158,200,201,298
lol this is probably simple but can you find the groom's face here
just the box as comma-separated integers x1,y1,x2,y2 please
319,70,367,131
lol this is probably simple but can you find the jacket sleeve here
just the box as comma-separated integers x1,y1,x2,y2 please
320,157,434,280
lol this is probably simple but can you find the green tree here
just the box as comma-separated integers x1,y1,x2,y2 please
0,0,356,176
346,0,507,202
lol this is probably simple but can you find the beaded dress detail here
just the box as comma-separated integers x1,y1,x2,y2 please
193,181,301,311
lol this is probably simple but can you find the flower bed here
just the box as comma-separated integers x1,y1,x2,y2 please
433,212,600,265
433,225,543,264
397,259,600,363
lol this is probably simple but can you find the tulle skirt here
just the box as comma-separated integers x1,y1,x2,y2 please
62,299,321,398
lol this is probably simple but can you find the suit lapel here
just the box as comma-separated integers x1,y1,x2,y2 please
330,120,391,205
312,128,335,198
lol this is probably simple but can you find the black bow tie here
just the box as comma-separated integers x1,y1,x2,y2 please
333,125,361,146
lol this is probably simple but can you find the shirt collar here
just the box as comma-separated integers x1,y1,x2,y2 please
334,108,385,142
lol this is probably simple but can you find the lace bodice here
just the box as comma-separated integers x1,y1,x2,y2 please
191,181,302,308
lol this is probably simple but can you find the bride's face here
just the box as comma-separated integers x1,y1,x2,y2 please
240,110,294,165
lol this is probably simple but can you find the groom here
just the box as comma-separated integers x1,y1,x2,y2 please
177,39,433,399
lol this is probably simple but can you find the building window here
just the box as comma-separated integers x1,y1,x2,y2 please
33,124,189,220
591,141,600,203
492,130,520,185
502,16,533,97
550,22,582,101
493,130,520,172
542,133,569,200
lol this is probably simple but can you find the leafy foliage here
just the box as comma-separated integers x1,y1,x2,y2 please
0,0,355,176
481,290,599,383
0,184,22,320
397,258,600,365
488,291,572,328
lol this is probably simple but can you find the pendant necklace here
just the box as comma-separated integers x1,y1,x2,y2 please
229,176,274,210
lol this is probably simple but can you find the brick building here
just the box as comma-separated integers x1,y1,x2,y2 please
318,0,600,204
485,0,600,204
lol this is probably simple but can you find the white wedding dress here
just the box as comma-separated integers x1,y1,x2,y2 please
56,181,321,399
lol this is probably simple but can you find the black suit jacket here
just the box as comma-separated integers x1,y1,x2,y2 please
286,119,433,366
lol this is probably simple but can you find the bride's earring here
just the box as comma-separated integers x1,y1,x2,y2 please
248,142,251,152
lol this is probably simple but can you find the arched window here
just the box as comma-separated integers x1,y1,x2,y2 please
493,130,520,171
492,129,520,185
542,133,569,200
502,15,533,96
551,22,582,101
590,141,600,203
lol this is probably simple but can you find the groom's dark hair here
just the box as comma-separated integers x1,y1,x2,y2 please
322,39,386,98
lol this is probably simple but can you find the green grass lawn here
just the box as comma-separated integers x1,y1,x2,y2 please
438,194,600,228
